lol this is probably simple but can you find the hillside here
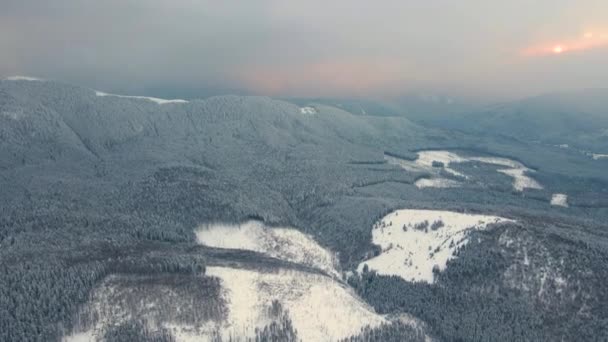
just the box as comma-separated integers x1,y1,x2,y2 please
1,79,607,341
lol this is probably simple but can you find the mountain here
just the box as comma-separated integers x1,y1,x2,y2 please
1,79,607,342
442,89,608,152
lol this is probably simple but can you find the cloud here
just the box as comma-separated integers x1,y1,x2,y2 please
1,0,607,99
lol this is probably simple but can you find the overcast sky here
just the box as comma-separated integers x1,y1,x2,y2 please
1,0,607,100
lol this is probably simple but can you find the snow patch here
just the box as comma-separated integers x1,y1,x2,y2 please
196,221,340,278
388,151,542,191
95,91,188,105
550,194,568,207
206,266,385,342
4,76,44,81
300,106,318,115
469,156,542,191
415,178,461,189
497,168,542,191
63,331,94,342
416,151,468,178
65,269,387,342
358,209,513,283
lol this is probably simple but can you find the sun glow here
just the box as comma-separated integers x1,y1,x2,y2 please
523,29,608,57
553,45,564,54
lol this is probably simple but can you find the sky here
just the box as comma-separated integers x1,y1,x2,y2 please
1,0,607,101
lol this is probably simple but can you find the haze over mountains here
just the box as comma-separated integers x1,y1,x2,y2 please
441,88,608,152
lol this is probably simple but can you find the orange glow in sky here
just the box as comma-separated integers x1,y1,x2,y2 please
522,30,608,57
553,45,564,54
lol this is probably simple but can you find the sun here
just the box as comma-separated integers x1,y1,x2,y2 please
553,45,564,54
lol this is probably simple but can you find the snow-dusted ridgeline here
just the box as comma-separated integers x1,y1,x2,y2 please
95,91,188,105
3,76,44,81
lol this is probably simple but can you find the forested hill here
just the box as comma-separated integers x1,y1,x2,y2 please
1,79,607,341
435,89,608,152
1,79,435,341
1,79,424,167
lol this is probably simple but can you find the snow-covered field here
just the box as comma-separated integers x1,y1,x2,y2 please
550,194,569,207
196,221,340,278
387,150,542,191
415,151,468,178
300,106,318,115
64,268,387,342
414,178,461,189
358,209,513,283
205,266,385,342
497,168,542,191
65,220,394,342
95,91,188,105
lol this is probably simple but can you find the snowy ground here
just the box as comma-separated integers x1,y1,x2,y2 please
415,151,468,178
387,150,542,191
358,209,513,283
496,168,542,191
300,106,318,115
196,221,340,278
414,178,461,189
63,332,93,342
203,266,386,342
95,91,188,105
65,220,393,342
63,268,387,342
550,194,569,207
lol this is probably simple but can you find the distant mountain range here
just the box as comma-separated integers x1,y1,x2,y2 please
420,89,608,152
291,89,608,154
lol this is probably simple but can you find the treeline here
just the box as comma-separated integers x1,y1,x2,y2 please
340,322,426,342
101,320,176,342
0,246,209,342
